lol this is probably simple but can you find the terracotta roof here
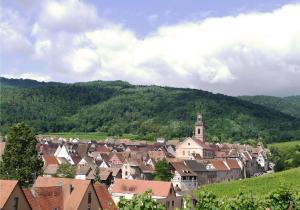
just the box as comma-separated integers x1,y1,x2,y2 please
43,154,59,165
24,186,63,210
76,144,89,158
226,159,241,169
170,162,196,176
184,160,207,172
210,159,229,171
71,155,82,164
148,151,166,160
23,188,41,210
33,176,91,210
112,179,172,197
76,166,91,175
94,183,117,210
0,180,18,208
99,168,112,181
95,145,110,153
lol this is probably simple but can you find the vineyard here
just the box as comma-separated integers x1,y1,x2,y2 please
200,167,300,198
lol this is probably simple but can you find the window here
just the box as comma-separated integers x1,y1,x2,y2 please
182,151,185,156
172,201,175,207
198,128,200,134
167,201,170,208
13,197,18,210
188,151,190,156
88,192,92,204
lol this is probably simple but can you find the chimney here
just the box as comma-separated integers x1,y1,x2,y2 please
69,184,74,194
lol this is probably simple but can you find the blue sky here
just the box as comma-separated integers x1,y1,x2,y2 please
1,0,300,96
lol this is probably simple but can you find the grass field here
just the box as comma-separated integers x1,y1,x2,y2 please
40,132,142,141
200,167,300,198
268,140,300,153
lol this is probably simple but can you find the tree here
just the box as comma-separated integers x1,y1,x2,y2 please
0,123,43,186
118,190,166,210
153,160,172,181
54,163,76,178
194,191,221,210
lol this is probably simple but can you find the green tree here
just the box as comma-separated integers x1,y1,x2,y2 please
118,190,166,210
153,160,172,181
0,123,43,186
194,191,221,210
266,186,297,210
55,163,76,178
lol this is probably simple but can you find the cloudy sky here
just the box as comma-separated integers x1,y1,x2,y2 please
1,0,300,96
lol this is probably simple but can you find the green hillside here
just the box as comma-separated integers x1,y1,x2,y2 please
239,95,300,118
200,167,300,198
1,77,299,142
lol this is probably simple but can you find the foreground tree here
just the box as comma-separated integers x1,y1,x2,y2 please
0,123,43,186
118,190,166,210
153,159,172,181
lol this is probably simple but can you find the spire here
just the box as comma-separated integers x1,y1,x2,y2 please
195,113,203,126
194,113,205,142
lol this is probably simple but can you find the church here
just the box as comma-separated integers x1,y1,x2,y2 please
175,114,214,159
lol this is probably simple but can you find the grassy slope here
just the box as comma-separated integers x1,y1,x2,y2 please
200,167,300,198
268,140,300,153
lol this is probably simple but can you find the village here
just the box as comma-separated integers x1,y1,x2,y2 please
0,114,272,210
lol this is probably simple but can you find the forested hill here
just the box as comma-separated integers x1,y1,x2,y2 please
239,95,300,118
1,77,299,143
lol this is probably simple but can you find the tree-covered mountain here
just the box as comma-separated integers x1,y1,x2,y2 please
239,95,300,118
1,77,299,143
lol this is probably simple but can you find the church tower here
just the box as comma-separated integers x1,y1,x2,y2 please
194,113,205,142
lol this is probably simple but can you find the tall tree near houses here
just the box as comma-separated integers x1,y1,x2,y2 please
0,123,43,186
153,159,172,181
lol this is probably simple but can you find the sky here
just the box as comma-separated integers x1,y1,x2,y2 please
1,0,300,96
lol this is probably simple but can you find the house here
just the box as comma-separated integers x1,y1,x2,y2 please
175,114,214,159
76,166,92,180
169,161,198,191
148,151,166,161
24,176,102,210
111,179,182,210
0,180,31,210
225,159,242,180
42,154,59,177
184,159,217,185
94,183,117,210
209,159,231,183
109,153,125,166
122,159,154,180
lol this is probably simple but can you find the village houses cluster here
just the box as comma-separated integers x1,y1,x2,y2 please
0,114,270,210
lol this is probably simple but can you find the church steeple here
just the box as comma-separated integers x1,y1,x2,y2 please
194,113,205,142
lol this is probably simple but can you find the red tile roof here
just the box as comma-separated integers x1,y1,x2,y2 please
111,179,172,197
43,154,59,165
94,183,117,210
210,159,229,171
0,180,18,208
23,186,63,210
33,176,91,210
226,159,241,169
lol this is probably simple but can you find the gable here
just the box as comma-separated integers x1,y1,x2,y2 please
177,138,203,149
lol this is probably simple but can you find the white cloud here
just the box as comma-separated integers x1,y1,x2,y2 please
1,1,300,96
0,7,32,55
